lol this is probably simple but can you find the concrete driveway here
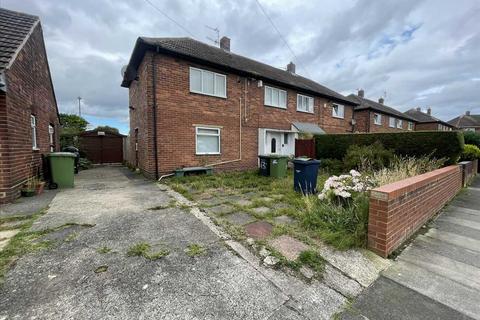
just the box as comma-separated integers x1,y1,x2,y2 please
0,166,347,319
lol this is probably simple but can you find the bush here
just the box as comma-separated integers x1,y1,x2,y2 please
315,131,464,165
343,142,394,172
461,144,480,161
320,158,345,175
463,131,480,148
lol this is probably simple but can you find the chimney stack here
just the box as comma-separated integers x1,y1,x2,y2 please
466,110,471,116
287,62,296,73
427,107,431,115
416,107,421,111
220,36,230,51
358,89,364,98
378,97,384,104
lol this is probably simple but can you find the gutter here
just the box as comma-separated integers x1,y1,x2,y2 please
151,48,159,180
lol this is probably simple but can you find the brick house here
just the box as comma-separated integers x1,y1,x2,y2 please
347,90,417,133
448,111,480,132
121,37,357,178
0,8,60,203
404,107,455,131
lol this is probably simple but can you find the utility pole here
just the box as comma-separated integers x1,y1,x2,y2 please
77,96,82,117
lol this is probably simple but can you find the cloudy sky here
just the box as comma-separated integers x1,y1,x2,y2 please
3,0,479,133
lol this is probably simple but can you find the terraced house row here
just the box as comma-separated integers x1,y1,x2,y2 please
121,36,466,176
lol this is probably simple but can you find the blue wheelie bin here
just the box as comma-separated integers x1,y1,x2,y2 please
292,158,321,194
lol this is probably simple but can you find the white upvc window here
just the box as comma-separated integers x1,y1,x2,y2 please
31,115,38,150
373,113,382,125
48,124,55,152
264,86,287,109
396,119,403,129
389,117,396,128
332,103,345,118
196,126,220,155
408,122,414,131
465,128,476,132
189,67,226,98
297,94,314,113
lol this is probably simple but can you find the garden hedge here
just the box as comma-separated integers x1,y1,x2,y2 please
315,131,464,164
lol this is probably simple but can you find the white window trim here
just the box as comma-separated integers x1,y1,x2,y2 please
264,85,287,109
296,94,314,113
195,126,221,155
31,115,38,150
189,67,227,98
373,113,382,125
389,117,396,128
396,119,403,129
332,103,345,119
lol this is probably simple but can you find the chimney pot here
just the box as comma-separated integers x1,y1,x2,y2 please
427,107,431,115
358,89,364,98
220,36,230,51
378,97,384,104
416,107,421,111
466,110,471,116
287,62,296,73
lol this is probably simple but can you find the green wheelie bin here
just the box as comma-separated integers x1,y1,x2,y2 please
269,155,288,178
46,152,76,188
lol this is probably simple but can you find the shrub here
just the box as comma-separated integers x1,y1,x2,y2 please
320,158,345,175
315,131,464,164
461,144,480,161
463,131,480,148
343,142,394,172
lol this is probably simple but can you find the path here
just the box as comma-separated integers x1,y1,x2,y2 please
342,177,480,320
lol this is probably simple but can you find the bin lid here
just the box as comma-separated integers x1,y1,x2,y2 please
292,158,320,164
46,152,77,158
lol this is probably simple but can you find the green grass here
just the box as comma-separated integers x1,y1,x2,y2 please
297,250,325,273
185,243,207,257
97,246,112,254
126,242,169,260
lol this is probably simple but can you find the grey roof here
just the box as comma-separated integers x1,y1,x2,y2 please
347,94,417,121
404,108,454,127
292,122,325,135
448,114,480,128
122,37,356,105
0,8,39,73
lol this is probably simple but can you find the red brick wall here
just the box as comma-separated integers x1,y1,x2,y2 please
354,109,414,133
127,52,355,175
0,23,60,203
368,165,463,257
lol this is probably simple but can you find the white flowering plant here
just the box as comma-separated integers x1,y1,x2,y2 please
318,170,375,203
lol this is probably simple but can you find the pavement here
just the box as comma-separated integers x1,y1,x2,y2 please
0,189,57,218
0,166,353,320
342,177,480,320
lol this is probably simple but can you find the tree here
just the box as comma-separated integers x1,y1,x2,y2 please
94,125,120,134
59,113,88,149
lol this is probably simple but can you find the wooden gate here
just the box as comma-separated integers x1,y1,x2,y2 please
79,130,125,164
295,139,316,158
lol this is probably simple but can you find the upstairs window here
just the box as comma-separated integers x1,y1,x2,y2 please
408,122,414,131
389,117,396,128
31,115,37,150
297,94,314,113
332,104,344,118
396,119,403,129
189,67,226,98
196,127,220,155
374,113,382,125
265,86,287,109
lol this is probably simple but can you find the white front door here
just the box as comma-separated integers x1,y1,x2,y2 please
265,131,292,155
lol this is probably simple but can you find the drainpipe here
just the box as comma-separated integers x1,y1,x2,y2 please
151,48,159,180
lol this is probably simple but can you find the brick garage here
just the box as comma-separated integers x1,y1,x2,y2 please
368,165,463,257
0,9,60,204
123,37,357,178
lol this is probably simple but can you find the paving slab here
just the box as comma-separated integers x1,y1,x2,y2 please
268,235,309,261
251,206,271,215
207,204,234,215
425,228,480,253
273,202,290,210
234,199,254,207
323,265,363,299
197,197,226,207
223,212,255,226
0,189,57,218
273,215,295,225
0,229,20,250
245,221,273,240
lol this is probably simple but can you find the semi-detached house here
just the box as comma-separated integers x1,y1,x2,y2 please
121,36,357,178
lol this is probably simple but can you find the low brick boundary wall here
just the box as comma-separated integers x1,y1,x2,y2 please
459,159,478,186
368,165,463,257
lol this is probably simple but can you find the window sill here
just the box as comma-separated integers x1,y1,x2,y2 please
32,148,40,152
190,90,227,99
297,109,314,114
196,153,221,156
374,123,382,126
332,115,344,119
264,104,287,110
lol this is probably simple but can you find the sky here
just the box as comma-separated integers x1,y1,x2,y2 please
3,0,479,134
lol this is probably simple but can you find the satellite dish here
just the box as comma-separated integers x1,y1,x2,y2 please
121,65,128,77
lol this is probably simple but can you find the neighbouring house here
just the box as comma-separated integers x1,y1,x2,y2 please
348,89,417,133
121,37,357,178
404,107,455,131
448,111,480,132
0,8,60,204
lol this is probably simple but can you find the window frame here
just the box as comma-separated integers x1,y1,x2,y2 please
332,103,345,119
189,67,227,98
31,115,38,150
389,117,396,128
264,85,287,109
195,126,221,155
373,113,382,125
296,94,314,113
396,119,403,129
